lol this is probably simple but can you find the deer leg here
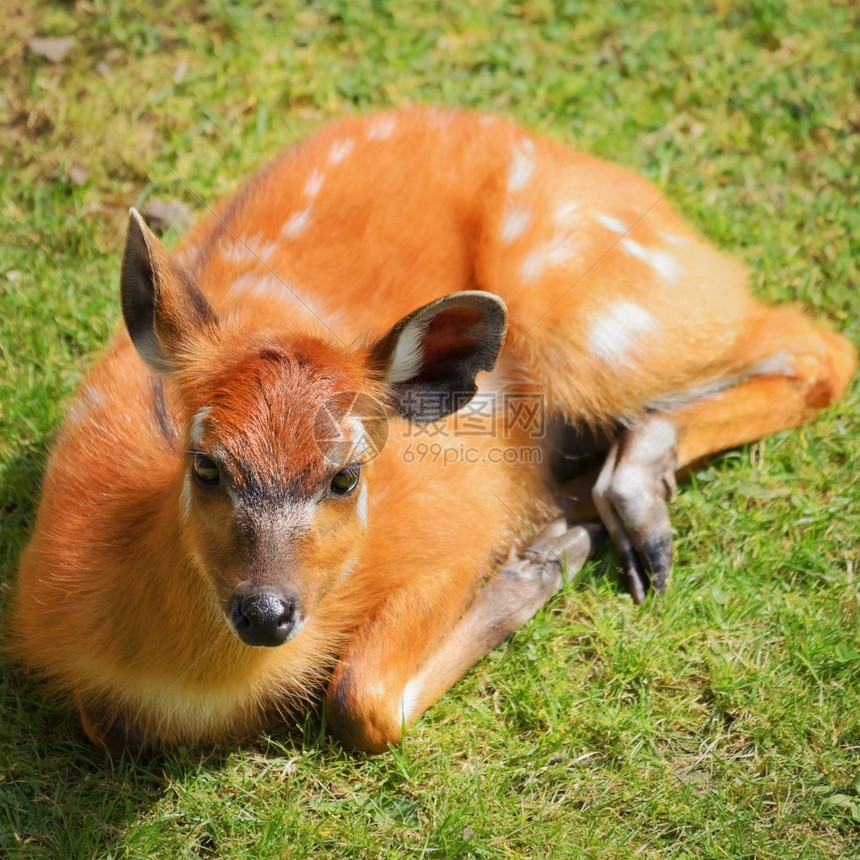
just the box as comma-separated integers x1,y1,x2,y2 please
592,416,678,603
593,311,856,604
326,521,602,753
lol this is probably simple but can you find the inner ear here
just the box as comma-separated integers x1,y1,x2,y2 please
370,291,508,422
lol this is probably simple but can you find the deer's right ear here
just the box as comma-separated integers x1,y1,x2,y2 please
121,208,218,373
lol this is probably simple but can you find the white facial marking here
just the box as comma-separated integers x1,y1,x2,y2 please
345,414,371,463
304,170,325,199
587,302,657,364
356,481,369,528
190,406,211,448
385,322,427,384
621,238,682,283
596,213,630,234
180,470,193,519
335,556,360,586
508,139,535,192
329,138,355,164
501,206,531,242
367,116,396,140
282,207,313,238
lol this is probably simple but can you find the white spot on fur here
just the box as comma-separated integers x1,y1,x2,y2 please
219,232,278,264
282,207,313,238
367,116,396,140
520,234,581,283
427,107,455,127
555,201,582,223
329,138,355,164
501,207,531,242
218,237,252,262
228,273,344,328
508,139,535,192
304,170,325,199
244,232,279,261
596,213,630,234
228,272,259,294
661,232,687,246
621,238,682,283
385,323,427,384
588,302,657,364
521,249,545,283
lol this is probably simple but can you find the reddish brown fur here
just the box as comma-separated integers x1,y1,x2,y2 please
11,107,855,755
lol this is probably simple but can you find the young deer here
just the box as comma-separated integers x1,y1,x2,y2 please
12,107,855,756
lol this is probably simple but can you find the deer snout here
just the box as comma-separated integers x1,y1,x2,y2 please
228,585,302,648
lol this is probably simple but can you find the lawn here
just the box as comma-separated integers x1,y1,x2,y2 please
1,1,858,857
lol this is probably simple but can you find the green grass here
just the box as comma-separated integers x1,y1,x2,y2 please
1,1,858,857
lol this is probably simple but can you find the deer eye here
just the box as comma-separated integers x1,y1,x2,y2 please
330,465,360,496
192,453,220,487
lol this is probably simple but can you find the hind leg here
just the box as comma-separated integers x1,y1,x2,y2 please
592,309,856,602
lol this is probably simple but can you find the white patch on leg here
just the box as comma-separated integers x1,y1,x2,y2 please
587,302,657,364
400,677,422,724
748,350,795,378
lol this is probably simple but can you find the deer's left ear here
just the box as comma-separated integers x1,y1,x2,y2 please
370,291,508,422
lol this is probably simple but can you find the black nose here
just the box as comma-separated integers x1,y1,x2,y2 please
228,587,300,647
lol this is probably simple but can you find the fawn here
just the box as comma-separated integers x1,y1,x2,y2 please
12,107,855,756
